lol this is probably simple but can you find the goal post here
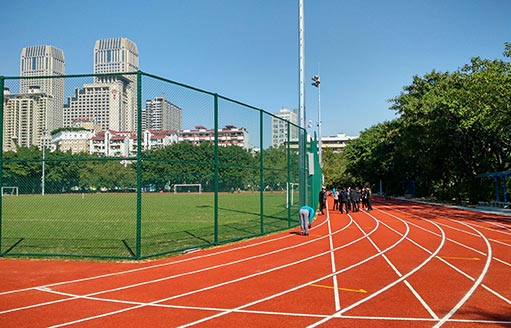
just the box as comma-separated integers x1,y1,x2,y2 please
1,186,18,196
173,184,202,194
286,182,299,208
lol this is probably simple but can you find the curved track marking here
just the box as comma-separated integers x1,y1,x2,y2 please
2,198,510,327
387,205,511,307
0,214,349,315
325,207,341,311
433,218,493,327
374,209,440,319
176,212,425,327
0,212,335,298
308,209,446,327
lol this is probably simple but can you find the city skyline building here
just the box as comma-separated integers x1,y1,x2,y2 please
63,79,134,131
93,38,138,82
271,107,299,147
142,95,182,131
63,38,139,131
2,87,55,151
19,45,65,133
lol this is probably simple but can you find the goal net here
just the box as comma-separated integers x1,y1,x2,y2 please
1,186,18,196
173,184,202,194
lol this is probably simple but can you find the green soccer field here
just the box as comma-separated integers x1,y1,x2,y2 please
1,192,301,259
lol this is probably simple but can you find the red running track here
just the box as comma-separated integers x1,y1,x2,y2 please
1,197,510,327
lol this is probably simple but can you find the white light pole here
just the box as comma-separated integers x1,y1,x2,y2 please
311,74,322,167
298,0,307,206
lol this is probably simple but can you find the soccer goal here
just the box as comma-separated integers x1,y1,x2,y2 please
1,186,18,196
173,183,202,194
286,182,299,208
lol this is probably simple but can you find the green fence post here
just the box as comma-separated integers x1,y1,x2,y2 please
260,110,264,234
302,129,308,206
0,76,4,255
214,94,219,245
310,135,318,209
135,71,143,259
287,120,291,228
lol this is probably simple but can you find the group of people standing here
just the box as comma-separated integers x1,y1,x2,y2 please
320,185,372,214
300,185,373,236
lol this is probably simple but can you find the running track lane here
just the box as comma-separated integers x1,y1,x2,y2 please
0,197,510,327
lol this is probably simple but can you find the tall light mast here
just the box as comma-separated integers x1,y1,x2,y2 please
298,0,307,205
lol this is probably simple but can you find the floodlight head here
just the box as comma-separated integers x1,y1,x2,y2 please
311,75,320,87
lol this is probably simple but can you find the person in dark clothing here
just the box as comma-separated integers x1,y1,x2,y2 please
350,187,359,212
361,188,367,210
366,186,373,211
319,186,327,215
347,187,352,211
339,187,349,214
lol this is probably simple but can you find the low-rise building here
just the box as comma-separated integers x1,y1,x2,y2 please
321,133,358,152
52,129,95,154
178,125,250,149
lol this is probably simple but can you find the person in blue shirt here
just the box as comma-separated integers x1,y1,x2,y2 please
299,205,315,236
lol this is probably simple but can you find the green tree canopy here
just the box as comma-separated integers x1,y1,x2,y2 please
341,42,511,202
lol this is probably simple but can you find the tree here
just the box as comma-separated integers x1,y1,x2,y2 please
342,43,511,202
321,148,348,187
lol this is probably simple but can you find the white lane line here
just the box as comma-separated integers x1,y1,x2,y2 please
434,252,511,305
391,206,510,268
326,208,341,311
392,207,489,257
386,205,507,324
0,215,332,297
415,206,511,236
433,220,493,327
371,213,439,320
37,287,511,326
0,217,346,315
179,215,439,328
308,209,446,327
46,216,367,328
388,205,511,305
431,210,511,251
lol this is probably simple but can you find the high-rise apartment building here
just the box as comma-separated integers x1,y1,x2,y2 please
142,95,182,131
19,45,65,132
271,108,299,147
94,38,138,78
3,87,55,151
63,38,139,131
64,79,132,131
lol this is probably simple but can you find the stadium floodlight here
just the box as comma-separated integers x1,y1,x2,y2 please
311,75,320,87
311,74,322,167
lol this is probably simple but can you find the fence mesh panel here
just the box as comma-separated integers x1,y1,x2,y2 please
0,72,321,259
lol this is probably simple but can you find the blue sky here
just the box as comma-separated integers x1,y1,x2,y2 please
1,0,510,137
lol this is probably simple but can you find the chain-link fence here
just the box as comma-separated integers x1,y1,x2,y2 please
0,72,322,260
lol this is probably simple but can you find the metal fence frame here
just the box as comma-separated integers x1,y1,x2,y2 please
0,71,322,259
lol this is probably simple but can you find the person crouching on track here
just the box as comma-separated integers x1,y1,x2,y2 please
299,205,315,236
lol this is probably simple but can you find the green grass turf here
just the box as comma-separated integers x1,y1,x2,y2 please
1,192,300,259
